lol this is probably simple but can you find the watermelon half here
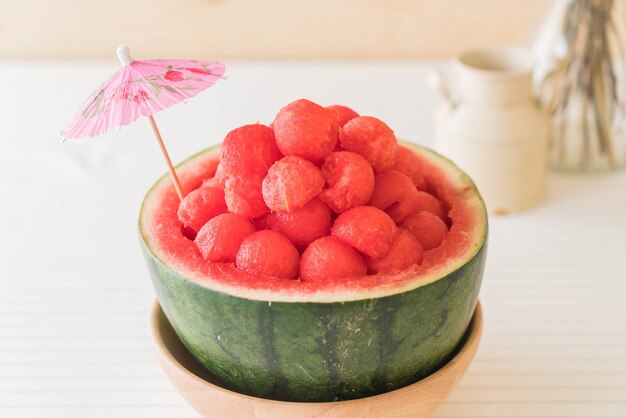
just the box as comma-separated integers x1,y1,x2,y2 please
139,142,487,402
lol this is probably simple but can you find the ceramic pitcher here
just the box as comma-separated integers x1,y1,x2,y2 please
433,46,549,215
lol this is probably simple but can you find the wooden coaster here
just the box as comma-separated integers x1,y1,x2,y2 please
151,300,483,418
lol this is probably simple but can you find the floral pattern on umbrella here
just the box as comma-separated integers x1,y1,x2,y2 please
63,59,225,139
62,45,225,200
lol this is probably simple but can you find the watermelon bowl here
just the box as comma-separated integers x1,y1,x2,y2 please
139,101,487,403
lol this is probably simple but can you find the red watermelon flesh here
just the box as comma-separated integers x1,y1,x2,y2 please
319,151,375,213
220,124,281,178
142,99,484,294
326,105,359,127
300,236,367,282
339,116,398,173
402,211,448,251
256,198,331,247
176,186,228,238
224,173,269,219
366,228,424,275
413,190,447,222
195,213,256,262
201,175,224,189
236,230,300,280
201,162,226,189
143,140,483,295
262,156,325,212
273,99,338,165
331,206,397,259
368,170,419,223
219,124,282,219
394,146,427,190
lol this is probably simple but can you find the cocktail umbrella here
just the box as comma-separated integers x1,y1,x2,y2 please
62,45,225,200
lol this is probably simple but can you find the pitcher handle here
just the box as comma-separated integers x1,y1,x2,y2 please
429,69,458,108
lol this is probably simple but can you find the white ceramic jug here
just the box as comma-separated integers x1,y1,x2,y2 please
433,46,549,215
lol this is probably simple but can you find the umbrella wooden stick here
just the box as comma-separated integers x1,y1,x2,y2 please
148,115,185,200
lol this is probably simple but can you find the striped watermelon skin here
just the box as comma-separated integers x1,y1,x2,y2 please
142,242,485,402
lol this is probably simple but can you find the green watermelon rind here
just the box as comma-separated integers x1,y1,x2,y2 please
139,142,487,402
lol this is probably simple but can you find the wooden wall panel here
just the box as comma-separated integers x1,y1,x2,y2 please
0,0,553,59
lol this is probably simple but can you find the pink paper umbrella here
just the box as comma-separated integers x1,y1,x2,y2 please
62,45,225,200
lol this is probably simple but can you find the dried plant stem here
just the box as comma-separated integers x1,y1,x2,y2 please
545,0,623,170
582,94,590,168
592,72,616,166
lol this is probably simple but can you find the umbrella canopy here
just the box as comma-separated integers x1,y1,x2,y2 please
62,45,225,199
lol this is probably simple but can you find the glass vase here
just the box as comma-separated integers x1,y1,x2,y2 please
535,0,626,171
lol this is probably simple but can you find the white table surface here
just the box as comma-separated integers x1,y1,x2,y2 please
1,60,626,418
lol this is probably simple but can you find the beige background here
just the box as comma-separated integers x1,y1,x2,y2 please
0,0,554,59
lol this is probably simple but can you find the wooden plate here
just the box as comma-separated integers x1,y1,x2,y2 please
151,300,483,418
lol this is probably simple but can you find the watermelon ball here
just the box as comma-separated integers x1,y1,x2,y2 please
326,105,359,127
366,228,424,275
272,99,338,164
413,191,446,221
201,162,226,189
177,186,228,238
300,236,367,282
236,230,300,280
195,213,256,262
262,156,325,212
224,174,269,219
401,211,448,251
220,124,282,178
319,151,375,213
202,175,224,189
368,170,419,223
331,206,397,259
394,146,427,190
256,198,331,246
339,116,398,173
213,162,227,185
